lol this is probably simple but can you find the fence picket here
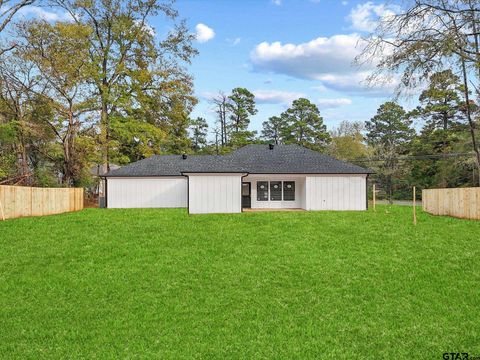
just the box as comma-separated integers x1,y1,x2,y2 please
422,187,480,220
0,185,84,220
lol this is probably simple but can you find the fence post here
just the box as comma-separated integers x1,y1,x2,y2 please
413,186,417,226
0,186,4,221
29,186,33,217
373,183,376,212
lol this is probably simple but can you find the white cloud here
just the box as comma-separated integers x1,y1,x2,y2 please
18,6,73,22
195,23,215,43
318,72,398,96
227,37,241,46
311,85,328,93
250,33,395,97
251,34,369,79
134,19,155,36
316,98,352,109
253,90,305,104
200,89,305,105
347,2,396,32
198,91,219,100
272,0,282,6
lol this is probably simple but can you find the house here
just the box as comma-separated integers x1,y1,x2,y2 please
89,164,120,207
103,144,372,214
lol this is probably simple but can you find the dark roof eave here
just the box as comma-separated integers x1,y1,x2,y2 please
181,171,249,175
104,171,373,177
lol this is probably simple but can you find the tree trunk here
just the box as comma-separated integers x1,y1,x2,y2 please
16,113,30,185
441,109,448,187
62,137,72,186
386,174,393,204
63,108,77,187
460,57,480,185
100,99,110,174
466,2,480,185
100,51,110,174
219,103,225,147
222,101,228,146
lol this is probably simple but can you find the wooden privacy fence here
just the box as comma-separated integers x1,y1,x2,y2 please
422,187,480,220
0,185,83,220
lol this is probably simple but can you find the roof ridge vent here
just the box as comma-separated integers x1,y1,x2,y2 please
269,144,274,150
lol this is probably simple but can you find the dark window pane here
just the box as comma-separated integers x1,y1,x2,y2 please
283,181,295,201
270,181,282,201
257,181,268,201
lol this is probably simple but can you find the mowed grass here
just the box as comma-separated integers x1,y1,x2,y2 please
1,206,479,359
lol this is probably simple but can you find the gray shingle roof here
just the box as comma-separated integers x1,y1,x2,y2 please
104,144,372,177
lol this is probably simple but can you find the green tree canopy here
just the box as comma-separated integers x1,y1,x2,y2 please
366,101,415,202
261,116,287,145
357,0,480,184
190,117,208,152
280,98,330,151
417,70,464,133
17,20,94,185
227,87,257,133
328,121,368,161
226,87,257,148
366,102,414,149
53,0,198,171
409,70,471,189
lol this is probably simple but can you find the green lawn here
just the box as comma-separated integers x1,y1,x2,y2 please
1,206,479,359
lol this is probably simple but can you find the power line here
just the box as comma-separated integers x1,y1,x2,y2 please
349,152,476,163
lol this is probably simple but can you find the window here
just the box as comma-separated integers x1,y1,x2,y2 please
242,183,250,196
257,181,268,201
283,181,295,201
270,181,282,201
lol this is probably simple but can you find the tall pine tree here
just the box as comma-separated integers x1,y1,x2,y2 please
280,98,330,151
226,87,257,148
261,115,286,145
366,102,415,202
190,117,208,152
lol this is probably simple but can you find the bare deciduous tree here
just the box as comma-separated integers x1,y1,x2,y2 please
0,0,35,54
356,0,480,184
211,92,229,147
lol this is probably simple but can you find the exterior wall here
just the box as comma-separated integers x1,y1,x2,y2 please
300,178,307,210
107,177,187,208
244,175,306,209
187,174,243,214
106,173,367,212
305,174,367,211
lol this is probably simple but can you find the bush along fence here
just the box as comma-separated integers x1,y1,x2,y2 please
0,185,83,220
422,187,480,220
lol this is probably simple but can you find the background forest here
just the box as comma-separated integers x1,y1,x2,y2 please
0,0,479,202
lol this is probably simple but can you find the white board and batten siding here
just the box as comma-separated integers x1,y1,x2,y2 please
187,173,243,214
106,173,367,212
107,177,187,208
305,174,367,210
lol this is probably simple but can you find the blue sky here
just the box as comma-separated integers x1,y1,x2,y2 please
168,0,403,136
14,0,410,136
